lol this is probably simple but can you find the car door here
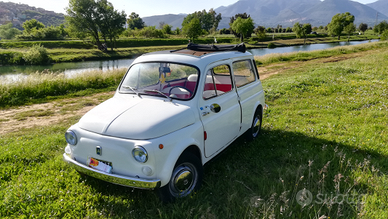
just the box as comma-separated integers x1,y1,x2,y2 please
232,59,263,132
198,63,241,157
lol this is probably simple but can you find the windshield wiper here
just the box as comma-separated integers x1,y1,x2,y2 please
143,89,172,101
122,85,141,97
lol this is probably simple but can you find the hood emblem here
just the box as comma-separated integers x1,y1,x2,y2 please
96,146,102,156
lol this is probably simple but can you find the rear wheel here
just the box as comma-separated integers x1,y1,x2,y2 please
157,152,203,203
246,107,262,141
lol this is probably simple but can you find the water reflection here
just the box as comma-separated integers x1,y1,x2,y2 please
247,40,378,56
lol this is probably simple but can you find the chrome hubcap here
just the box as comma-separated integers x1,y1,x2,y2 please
170,163,197,197
252,116,261,138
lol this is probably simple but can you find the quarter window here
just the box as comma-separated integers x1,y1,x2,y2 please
232,60,256,88
203,65,233,99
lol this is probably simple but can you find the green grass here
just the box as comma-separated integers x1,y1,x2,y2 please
1,43,388,218
0,69,126,108
13,109,55,121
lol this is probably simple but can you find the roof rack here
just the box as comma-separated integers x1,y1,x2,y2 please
186,43,246,53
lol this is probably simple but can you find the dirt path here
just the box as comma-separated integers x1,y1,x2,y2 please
0,92,115,135
0,52,371,135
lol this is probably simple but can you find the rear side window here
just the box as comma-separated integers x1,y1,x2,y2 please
203,65,233,99
232,60,256,88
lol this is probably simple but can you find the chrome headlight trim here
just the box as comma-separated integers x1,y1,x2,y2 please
65,130,78,146
132,146,148,163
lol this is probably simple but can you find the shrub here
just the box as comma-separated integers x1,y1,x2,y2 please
23,44,51,65
381,30,388,41
267,42,276,48
0,51,25,65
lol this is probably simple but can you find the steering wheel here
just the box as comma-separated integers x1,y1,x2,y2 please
168,86,193,96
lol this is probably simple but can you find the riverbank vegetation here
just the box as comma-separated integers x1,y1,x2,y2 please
1,41,387,109
0,69,126,108
0,31,379,65
0,40,387,218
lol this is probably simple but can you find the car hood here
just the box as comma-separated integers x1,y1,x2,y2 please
78,95,196,139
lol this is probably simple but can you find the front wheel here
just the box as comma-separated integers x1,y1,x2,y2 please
157,152,203,203
245,107,262,141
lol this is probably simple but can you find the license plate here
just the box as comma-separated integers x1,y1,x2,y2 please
88,157,112,173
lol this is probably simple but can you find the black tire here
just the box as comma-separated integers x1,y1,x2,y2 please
245,107,262,141
157,152,203,203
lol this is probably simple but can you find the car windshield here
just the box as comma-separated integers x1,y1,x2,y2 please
120,62,199,100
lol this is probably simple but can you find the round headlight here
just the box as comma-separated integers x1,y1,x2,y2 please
65,130,78,146
132,146,148,163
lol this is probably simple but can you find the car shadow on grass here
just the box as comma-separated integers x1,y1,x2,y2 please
79,128,387,218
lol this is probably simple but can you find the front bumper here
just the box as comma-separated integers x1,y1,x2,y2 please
63,153,161,189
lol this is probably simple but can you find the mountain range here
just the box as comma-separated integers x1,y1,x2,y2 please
143,0,388,29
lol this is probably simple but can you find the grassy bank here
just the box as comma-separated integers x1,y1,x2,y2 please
0,40,387,218
0,69,126,108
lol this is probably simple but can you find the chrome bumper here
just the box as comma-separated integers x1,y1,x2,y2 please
63,153,161,189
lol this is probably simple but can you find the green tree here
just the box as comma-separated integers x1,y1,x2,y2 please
127,12,145,30
162,24,173,35
0,23,21,39
175,27,181,35
65,0,126,51
327,12,355,40
358,23,368,35
22,19,45,34
182,9,222,33
231,17,255,42
381,29,388,40
230,13,254,40
182,18,202,42
344,23,356,41
374,21,388,35
137,26,165,38
97,0,127,51
293,22,311,44
254,26,266,44
286,27,292,33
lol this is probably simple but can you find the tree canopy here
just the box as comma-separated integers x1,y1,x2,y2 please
344,23,356,41
293,22,311,44
0,23,21,39
254,26,266,43
358,23,368,35
182,9,222,33
230,17,255,42
328,12,355,40
127,12,145,30
97,0,127,50
182,18,202,41
65,0,126,51
22,19,45,34
374,21,388,35
229,13,254,40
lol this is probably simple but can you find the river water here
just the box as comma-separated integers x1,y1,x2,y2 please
0,40,378,82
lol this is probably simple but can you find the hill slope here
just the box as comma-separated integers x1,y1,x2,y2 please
367,0,388,17
0,1,65,29
304,0,387,26
143,0,386,28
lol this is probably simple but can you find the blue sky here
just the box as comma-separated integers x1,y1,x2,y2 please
4,0,380,17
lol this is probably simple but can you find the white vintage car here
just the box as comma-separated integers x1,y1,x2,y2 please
63,43,266,201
